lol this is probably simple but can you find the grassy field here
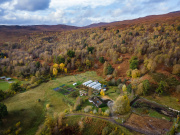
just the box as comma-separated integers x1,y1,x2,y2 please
1,71,106,135
0,78,22,91
0,81,10,91
64,115,140,135
144,95,180,111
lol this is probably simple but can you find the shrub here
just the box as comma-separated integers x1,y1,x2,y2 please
136,83,144,95
156,81,167,95
126,69,132,77
104,109,110,116
116,79,122,85
129,56,138,70
177,25,180,31
130,60,139,70
87,47,94,54
9,82,24,92
118,83,124,90
46,104,51,109
112,69,118,77
0,103,8,119
84,106,92,113
172,64,180,75
142,80,150,95
127,84,132,93
67,50,75,58
78,121,84,132
57,56,65,64
112,95,130,114
93,109,97,114
30,76,37,84
107,64,114,75
132,69,140,78
102,126,110,135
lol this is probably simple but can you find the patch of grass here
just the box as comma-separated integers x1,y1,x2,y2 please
144,95,180,111
148,109,171,121
106,86,119,100
0,81,10,91
0,78,26,91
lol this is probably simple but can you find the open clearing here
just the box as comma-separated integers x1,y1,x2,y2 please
124,113,173,135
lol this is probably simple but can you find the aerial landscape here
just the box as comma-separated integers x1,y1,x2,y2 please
0,0,180,135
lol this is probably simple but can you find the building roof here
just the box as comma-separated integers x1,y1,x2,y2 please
6,78,12,80
89,96,104,107
0,76,6,79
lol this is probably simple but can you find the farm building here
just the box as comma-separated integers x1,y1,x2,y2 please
82,80,106,91
0,76,6,79
5,78,12,81
89,96,107,108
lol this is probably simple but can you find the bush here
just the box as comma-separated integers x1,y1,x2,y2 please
127,84,132,93
102,126,110,135
30,76,37,84
0,103,8,119
99,57,105,63
126,69,132,77
156,81,167,95
172,64,180,75
136,83,144,95
46,104,51,109
93,109,97,114
118,83,124,90
104,109,110,116
57,56,65,64
107,64,114,75
177,25,180,31
132,69,140,78
9,82,25,92
87,47,94,54
129,56,138,70
130,60,138,70
116,79,122,85
112,95,130,115
84,106,92,113
142,80,150,95
67,50,75,58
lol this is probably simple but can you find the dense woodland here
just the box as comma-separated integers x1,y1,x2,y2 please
1,18,180,78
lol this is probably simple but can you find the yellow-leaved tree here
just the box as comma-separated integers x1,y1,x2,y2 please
122,85,127,95
112,95,130,115
59,63,65,71
53,68,58,76
64,68,67,73
100,89,105,96
53,63,59,69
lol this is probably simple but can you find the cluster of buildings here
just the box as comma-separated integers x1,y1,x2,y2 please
82,80,106,91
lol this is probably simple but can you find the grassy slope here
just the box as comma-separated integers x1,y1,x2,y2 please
1,71,105,135
64,115,139,135
0,81,10,91
144,95,180,111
